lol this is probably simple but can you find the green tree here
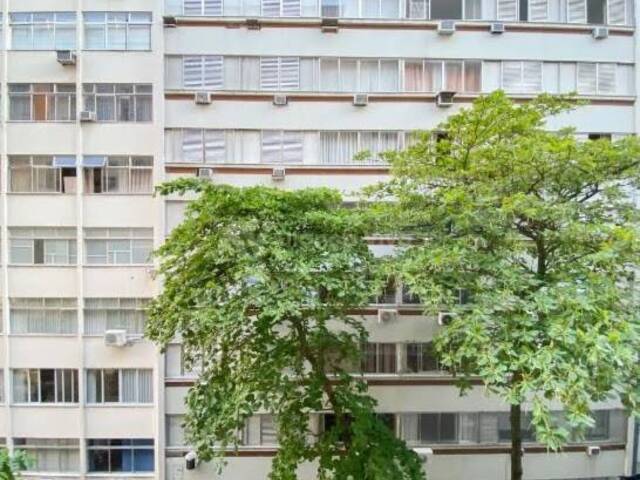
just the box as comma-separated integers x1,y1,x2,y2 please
377,91,640,480
0,450,30,480
147,180,424,480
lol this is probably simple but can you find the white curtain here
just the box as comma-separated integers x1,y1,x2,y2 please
13,370,29,403
320,59,339,91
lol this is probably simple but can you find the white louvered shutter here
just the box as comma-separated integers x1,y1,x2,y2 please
182,129,204,162
607,0,626,25
260,57,280,90
521,62,542,92
282,0,302,16
184,0,204,15
279,57,300,90
203,56,224,89
204,0,224,15
204,130,226,163
497,0,517,20
501,62,522,92
262,131,282,163
281,131,304,163
529,0,548,21
183,56,205,88
567,0,586,23
262,0,281,16
597,63,616,94
577,63,597,94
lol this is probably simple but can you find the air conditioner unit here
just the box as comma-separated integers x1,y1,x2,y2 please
586,445,601,456
56,50,76,65
437,20,456,35
436,91,456,107
592,26,608,39
197,167,214,180
79,110,96,122
194,92,212,105
378,308,398,324
163,15,178,28
321,17,339,33
246,18,261,30
353,94,368,107
272,167,286,181
490,22,505,34
413,447,433,463
273,94,288,106
104,329,128,347
438,311,454,326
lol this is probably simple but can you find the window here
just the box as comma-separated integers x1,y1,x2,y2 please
430,0,462,19
164,344,200,378
406,343,440,372
181,0,224,15
260,57,301,90
0,371,4,403
261,131,304,163
83,84,152,122
9,156,77,193
82,156,153,194
10,298,78,335
84,12,152,50
182,56,224,89
84,298,149,336
319,58,399,92
9,84,76,122
587,0,606,23
180,129,226,163
87,439,154,473
497,0,548,21
320,131,402,165
501,61,543,93
84,228,153,265
403,60,481,92
361,343,397,373
86,369,153,404
9,228,77,265
588,133,612,141
262,0,302,16
567,0,627,24
166,415,186,447
12,369,78,404
10,12,76,50
577,63,616,95
335,0,401,18
259,415,278,445
14,439,80,473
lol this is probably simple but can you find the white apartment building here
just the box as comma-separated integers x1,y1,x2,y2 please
0,0,636,480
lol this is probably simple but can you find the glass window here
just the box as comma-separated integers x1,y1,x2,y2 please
83,84,152,122
87,439,154,473
86,369,153,404
430,0,462,19
9,84,76,122
14,438,80,473
9,156,77,193
361,343,397,373
84,228,153,265
12,369,78,403
10,298,77,335
10,12,76,50
84,12,152,50
9,228,77,265
82,156,153,194
84,298,149,335
406,343,440,372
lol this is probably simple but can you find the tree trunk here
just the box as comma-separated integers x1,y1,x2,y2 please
510,403,524,480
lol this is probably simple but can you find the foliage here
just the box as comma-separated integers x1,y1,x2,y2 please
0,450,31,480
374,91,640,471
148,181,424,480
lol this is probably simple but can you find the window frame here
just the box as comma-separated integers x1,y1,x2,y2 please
86,439,154,473
82,155,153,194
86,368,154,405
9,227,78,266
10,297,78,336
8,155,77,194
84,228,153,265
83,298,150,336
11,368,79,404
83,12,152,51
8,83,77,123
82,83,153,123
13,438,81,473
9,12,76,50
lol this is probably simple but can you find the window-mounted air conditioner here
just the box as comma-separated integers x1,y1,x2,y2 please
194,92,212,105
321,17,339,33
586,445,601,456
56,50,76,65
197,167,214,180
273,94,288,106
490,22,505,34
163,15,178,28
437,311,454,326
592,26,608,39
246,18,261,30
413,447,434,463
436,91,456,107
353,93,368,106
272,167,286,181
437,20,456,35
79,110,96,122
378,308,398,324
104,329,129,347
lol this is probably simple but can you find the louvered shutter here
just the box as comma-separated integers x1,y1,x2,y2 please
279,57,300,90
183,56,204,88
567,0,586,23
260,57,280,90
577,63,597,94
497,0,517,20
501,62,522,92
282,0,302,16
529,0,548,21
203,56,224,89
521,62,542,93
204,130,226,163
204,0,224,15
262,131,282,163
597,63,616,94
262,0,281,16
184,0,203,15
607,0,626,25
182,129,204,163
281,131,304,163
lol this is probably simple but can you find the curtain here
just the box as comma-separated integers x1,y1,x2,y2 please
379,60,398,91
424,62,442,92
359,60,378,92
241,57,260,91
404,61,423,92
9,162,32,192
444,61,463,91
406,0,427,18
320,132,340,164
464,61,482,92
13,370,28,403
138,370,153,403
340,60,358,92
320,59,339,91
400,414,419,443
131,168,152,193
96,95,115,121
379,343,397,373
86,370,100,403
9,94,31,121
361,343,377,372
122,369,138,403
107,23,126,49
135,94,153,122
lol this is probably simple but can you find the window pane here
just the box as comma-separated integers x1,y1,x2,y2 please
103,369,119,402
430,0,462,19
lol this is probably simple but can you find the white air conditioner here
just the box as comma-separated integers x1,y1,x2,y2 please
246,18,261,30
273,94,288,106
194,92,212,105
378,308,398,324
104,329,128,347
490,22,505,34
321,17,339,33
272,167,286,181
586,445,601,456
79,110,96,122
436,91,456,107
438,311,454,326
353,94,368,107
592,26,608,39
437,20,456,35
197,167,214,180
413,447,433,463
56,50,76,65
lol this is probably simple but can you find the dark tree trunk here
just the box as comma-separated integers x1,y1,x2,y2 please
510,403,524,480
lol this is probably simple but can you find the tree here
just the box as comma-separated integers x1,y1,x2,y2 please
0,450,30,480
147,180,424,480
376,91,640,480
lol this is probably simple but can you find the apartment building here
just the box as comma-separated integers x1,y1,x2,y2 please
0,0,635,480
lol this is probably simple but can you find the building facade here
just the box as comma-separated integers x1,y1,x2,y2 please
0,0,636,479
